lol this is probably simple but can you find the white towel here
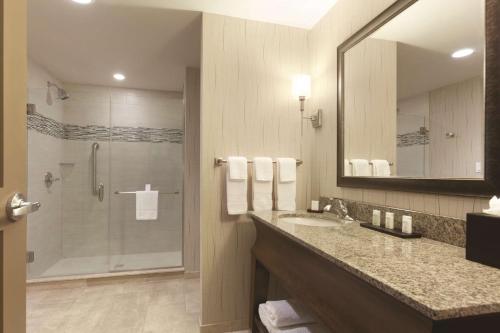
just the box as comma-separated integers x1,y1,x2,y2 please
371,159,391,177
344,159,352,176
260,300,315,328
258,302,327,333
227,156,248,215
136,185,158,220
228,156,248,180
276,158,296,211
278,158,296,182
252,157,273,211
350,159,371,177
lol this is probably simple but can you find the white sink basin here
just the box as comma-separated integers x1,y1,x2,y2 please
278,216,342,227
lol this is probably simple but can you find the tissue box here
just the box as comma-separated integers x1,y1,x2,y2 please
466,213,500,269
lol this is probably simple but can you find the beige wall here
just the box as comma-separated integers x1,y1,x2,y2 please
200,13,311,332
184,67,201,273
309,0,489,219
200,1,489,331
429,76,484,179
344,37,397,166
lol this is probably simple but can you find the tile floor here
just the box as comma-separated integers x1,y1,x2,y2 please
27,274,200,333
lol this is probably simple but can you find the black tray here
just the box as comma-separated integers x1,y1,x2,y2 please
307,209,324,213
360,222,422,239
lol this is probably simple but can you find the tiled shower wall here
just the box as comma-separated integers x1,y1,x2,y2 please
27,59,64,278
27,59,185,278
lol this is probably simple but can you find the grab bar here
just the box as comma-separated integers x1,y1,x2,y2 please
91,143,104,201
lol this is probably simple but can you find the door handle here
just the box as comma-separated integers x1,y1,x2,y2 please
6,193,41,222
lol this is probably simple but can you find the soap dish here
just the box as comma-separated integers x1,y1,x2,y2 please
360,222,422,239
307,209,324,214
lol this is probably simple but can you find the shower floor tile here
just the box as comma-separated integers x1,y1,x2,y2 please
40,251,182,278
27,274,200,333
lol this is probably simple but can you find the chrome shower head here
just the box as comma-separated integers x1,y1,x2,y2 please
47,81,70,101
57,88,70,100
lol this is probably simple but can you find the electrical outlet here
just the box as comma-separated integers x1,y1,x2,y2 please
475,162,482,174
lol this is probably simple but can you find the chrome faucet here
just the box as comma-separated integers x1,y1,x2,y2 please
324,198,353,221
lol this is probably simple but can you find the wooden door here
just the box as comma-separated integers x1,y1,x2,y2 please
0,0,28,332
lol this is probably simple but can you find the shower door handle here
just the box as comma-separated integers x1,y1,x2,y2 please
92,142,99,195
6,193,41,222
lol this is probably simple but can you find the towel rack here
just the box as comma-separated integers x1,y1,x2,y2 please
214,157,303,167
114,190,180,195
349,161,394,166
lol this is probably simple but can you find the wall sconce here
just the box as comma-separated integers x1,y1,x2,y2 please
292,74,321,128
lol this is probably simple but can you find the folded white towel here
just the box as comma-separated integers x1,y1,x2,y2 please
350,159,371,177
136,184,158,220
228,156,248,180
261,300,315,328
276,158,296,211
370,159,391,177
344,159,352,176
258,303,327,333
277,158,296,182
227,156,248,215
252,157,273,211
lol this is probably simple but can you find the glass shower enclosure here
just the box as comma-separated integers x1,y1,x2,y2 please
27,78,184,279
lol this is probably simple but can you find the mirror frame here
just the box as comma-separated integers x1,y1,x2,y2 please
337,0,500,197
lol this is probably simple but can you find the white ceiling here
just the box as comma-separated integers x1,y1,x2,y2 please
99,0,339,29
29,0,338,92
28,0,202,91
370,0,485,99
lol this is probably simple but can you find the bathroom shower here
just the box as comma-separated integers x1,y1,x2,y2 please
46,81,69,105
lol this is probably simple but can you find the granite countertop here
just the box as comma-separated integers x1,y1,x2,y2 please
249,211,500,321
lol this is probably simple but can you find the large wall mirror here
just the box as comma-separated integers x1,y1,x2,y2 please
337,0,500,196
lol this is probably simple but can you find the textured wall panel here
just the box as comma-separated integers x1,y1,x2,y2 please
200,13,311,331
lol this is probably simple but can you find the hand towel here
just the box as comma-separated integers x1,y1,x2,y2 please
276,158,296,211
260,300,315,328
228,156,248,180
136,185,158,220
227,156,248,215
370,159,391,177
344,159,352,176
252,157,273,211
350,159,371,177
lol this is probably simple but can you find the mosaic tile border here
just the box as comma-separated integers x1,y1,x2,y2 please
397,130,429,148
319,197,466,247
28,112,183,144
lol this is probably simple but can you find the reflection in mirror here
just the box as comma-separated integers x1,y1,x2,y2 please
343,0,485,179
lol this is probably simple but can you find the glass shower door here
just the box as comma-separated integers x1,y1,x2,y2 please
108,89,184,272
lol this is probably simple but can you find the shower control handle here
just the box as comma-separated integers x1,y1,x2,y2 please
98,183,104,202
6,193,41,222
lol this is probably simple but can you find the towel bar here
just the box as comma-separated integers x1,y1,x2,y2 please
114,190,180,195
349,161,394,166
214,157,303,167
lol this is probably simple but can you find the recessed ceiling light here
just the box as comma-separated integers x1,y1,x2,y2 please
113,73,126,81
72,0,94,4
451,48,474,58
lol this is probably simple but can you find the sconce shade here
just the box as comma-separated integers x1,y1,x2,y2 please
292,74,311,99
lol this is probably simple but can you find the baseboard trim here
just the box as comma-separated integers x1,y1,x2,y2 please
200,319,249,333
184,271,201,279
